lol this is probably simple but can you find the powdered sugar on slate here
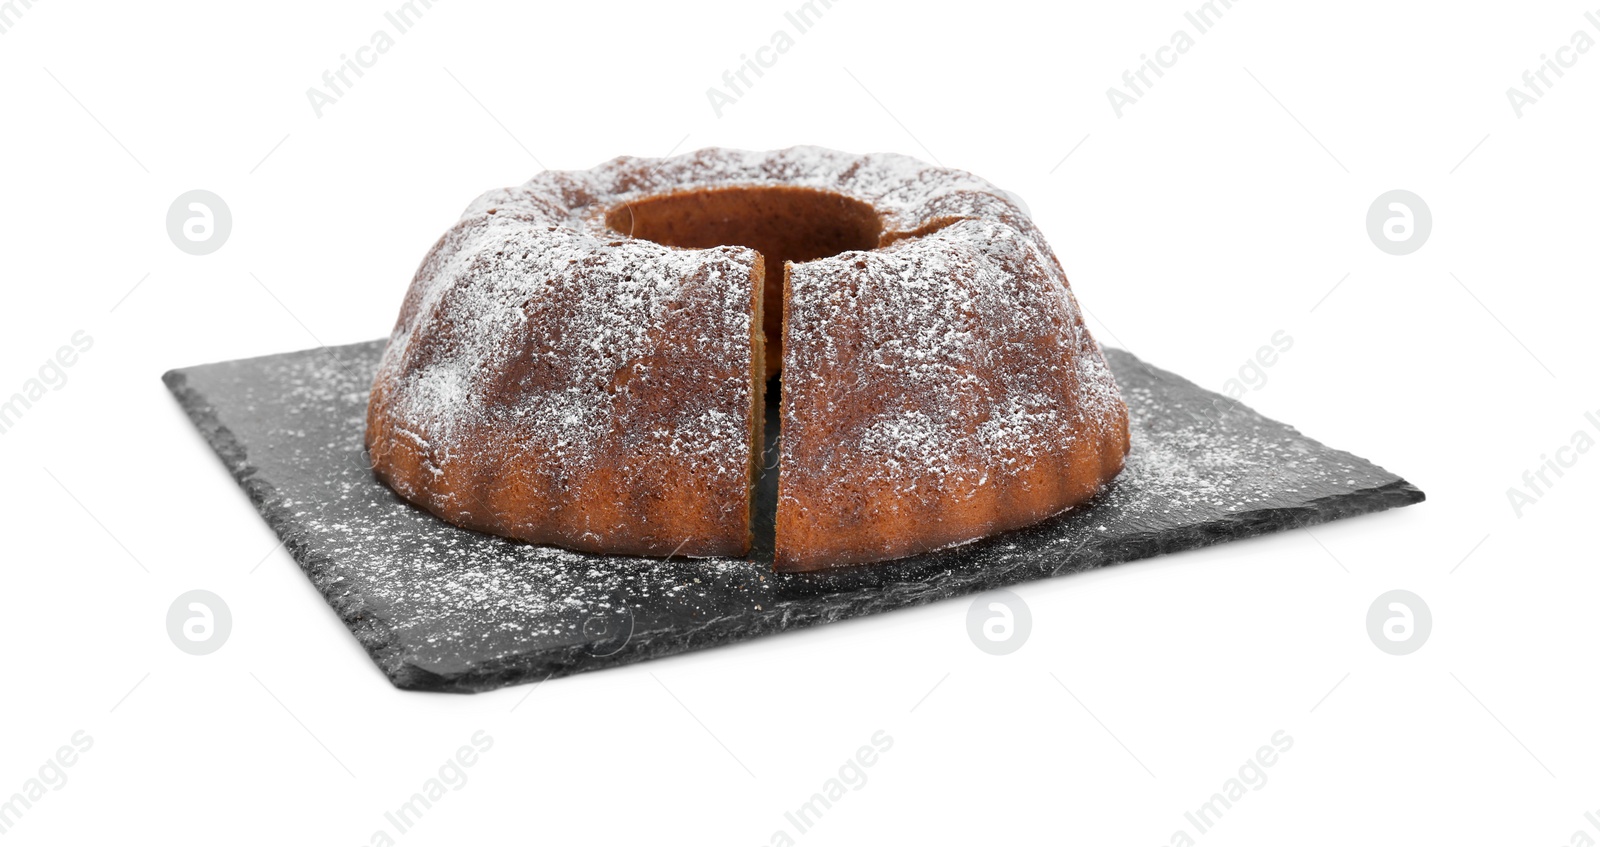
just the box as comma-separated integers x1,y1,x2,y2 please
167,339,1420,689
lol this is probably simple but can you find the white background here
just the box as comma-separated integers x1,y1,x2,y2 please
2,0,1596,844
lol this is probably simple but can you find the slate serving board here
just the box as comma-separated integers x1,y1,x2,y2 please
163,341,1423,692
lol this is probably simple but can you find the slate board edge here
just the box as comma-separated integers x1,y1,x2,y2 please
400,479,1425,693
162,367,415,687
162,344,1424,694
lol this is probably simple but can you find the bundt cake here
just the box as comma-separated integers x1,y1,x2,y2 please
365,146,1130,572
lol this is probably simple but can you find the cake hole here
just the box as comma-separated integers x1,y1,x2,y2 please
605,186,882,263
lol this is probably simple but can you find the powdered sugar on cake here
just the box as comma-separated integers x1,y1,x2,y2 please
369,145,1128,562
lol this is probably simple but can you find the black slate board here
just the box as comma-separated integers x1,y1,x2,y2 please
163,341,1423,692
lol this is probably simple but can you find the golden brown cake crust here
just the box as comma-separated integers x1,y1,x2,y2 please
776,216,1129,571
366,210,764,558
367,146,1129,569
